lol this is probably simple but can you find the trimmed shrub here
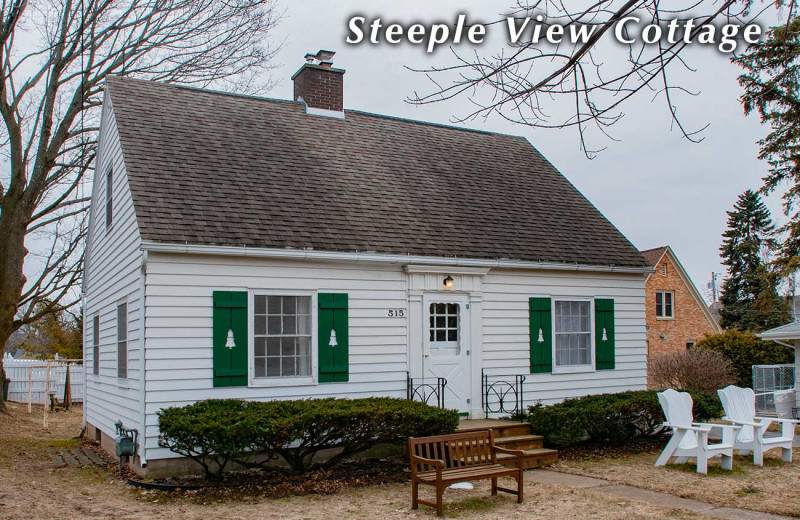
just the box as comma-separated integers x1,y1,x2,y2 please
526,390,723,449
648,348,736,391
696,330,794,387
157,399,264,478
158,397,459,477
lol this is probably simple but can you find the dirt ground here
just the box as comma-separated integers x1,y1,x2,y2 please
555,439,800,518
0,403,713,520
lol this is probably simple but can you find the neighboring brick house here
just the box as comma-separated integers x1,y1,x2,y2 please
641,246,721,359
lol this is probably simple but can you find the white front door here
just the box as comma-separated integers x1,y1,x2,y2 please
423,294,470,413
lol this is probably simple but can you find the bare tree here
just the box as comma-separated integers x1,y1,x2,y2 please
0,0,280,411
410,0,796,156
648,348,736,391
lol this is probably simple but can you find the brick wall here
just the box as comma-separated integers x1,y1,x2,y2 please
292,64,344,112
645,253,718,358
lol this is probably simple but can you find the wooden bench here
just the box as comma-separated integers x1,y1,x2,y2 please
409,430,525,516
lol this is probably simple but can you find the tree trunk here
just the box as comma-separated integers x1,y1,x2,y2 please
0,194,32,412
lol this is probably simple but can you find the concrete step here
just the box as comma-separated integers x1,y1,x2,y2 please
496,448,559,470
494,434,544,450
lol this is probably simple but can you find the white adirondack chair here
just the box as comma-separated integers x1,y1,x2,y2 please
656,389,739,474
717,385,798,466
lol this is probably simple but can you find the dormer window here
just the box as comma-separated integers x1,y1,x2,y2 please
105,169,113,228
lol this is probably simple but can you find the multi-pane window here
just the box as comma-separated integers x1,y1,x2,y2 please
656,291,674,318
93,315,100,376
429,303,459,356
253,295,311,378
554,301,592,367
105,170,113,228
117,303,127,379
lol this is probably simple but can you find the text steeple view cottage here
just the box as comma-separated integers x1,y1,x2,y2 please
82,50,652,477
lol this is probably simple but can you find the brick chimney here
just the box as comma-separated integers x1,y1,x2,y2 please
291,50,345,114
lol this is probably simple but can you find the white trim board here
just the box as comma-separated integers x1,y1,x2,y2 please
141,241,654,275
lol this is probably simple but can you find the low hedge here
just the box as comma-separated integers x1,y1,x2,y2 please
158,397,459,477
525,390,723,449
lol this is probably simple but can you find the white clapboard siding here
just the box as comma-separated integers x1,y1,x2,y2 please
82,95,143,439
480,268,647,415
142,252,410,460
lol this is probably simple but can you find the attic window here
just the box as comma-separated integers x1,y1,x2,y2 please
662,264,668,276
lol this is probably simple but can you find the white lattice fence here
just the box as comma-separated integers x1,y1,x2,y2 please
3,354,84,404
753,364,795,415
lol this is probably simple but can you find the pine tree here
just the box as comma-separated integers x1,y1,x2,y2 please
735,18,800,268
719,190,790,331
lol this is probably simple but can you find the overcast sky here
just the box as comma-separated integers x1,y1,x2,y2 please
265,1,787,301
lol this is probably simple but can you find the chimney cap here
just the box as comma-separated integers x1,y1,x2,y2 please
305,49,336,65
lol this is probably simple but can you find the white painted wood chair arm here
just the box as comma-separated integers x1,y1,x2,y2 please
755,416,799,425
692,422,740,433
722,417,765,427
662,422,711,433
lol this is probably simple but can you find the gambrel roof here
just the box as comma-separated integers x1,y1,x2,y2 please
106,77,647,268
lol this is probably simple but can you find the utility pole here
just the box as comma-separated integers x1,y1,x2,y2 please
708,272,721,303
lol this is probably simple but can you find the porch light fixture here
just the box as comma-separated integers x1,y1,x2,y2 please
443,275,454,289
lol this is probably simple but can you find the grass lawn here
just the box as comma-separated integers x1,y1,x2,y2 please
0,402,717,520
555,439,800,518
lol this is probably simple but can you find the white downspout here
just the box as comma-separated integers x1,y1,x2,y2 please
138,249,148,467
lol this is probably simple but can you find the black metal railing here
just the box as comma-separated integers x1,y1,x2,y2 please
407,372,447,408
481,369,525,417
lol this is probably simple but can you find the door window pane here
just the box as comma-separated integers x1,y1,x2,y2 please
429,302,460,356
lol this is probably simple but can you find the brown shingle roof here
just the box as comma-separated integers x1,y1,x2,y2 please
106,77,647,267
640,246,669,267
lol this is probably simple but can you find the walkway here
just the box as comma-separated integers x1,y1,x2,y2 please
527,470,793,520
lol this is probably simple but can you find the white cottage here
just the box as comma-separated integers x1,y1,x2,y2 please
83,51,652,476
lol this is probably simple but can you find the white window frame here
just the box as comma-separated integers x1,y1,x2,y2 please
656,290,675,320
105,169,113,229
552,297,595,374
116,301,128,380
92,314,100,377
248,290,318,387
428,301,461,357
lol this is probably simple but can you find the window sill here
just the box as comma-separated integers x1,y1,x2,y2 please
250,376,317,387
552,366,595,375
117,378,131,389
656,316,675,321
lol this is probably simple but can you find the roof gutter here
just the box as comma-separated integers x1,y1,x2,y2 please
140,241,654,275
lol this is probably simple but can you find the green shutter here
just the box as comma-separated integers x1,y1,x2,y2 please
318,293,349,383
529,297,553,373
595,298,615,370
213,291,248,387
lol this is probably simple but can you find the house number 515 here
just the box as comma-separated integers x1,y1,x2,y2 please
388,309,405,317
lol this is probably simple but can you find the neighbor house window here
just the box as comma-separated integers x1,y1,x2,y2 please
93,315,100,376
253,295,311,377
117,303,127,378
105,169,113,228
554,300,592,368
429,303,460,356
656,291,674,318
